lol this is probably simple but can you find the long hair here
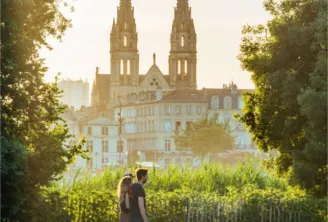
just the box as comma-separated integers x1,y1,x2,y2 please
117,176,133,203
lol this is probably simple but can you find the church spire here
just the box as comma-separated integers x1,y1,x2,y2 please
109,0,139,100
176,0,190,17
169,0,197,90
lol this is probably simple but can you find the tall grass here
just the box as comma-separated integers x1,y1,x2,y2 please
40,160,326,221
57,159,288,195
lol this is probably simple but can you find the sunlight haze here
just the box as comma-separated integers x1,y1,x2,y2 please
41,0,272,89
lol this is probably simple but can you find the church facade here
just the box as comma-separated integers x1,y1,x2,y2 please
91,0,197,106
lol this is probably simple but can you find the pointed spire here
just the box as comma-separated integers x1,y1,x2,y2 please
120,0,132,8
153,53,156,65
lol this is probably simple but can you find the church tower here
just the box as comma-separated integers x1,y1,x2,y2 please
169,0,197,89
110,0,139,99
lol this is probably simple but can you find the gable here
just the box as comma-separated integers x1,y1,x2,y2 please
139,65,170,91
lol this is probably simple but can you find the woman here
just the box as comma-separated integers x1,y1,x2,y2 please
117,176,133,222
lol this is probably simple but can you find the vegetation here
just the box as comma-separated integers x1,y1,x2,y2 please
236,0,327,196
174,113,234,158
37,163,326,221
1,0,85,220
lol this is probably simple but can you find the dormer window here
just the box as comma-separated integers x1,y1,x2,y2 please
124,36,127,46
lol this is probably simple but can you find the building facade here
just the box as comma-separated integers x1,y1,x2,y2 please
63,0,257,171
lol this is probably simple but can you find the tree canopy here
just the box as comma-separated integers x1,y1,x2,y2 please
237,0,327,197
1,0,84,220
174,113,234,158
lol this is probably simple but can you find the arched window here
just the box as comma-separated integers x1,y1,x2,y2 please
124,22,127,29
181,22,184,30
238,96,244,109
124,36,127,46
178,60,181,74
120,60,124,75
127,60,130,75
181,36,185,47
211,96,219,109
224,96,232,109
184,60,188,74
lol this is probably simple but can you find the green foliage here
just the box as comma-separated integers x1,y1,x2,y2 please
236,0,327,196
39,164,326,221
1,0,85,220
174,113,234,157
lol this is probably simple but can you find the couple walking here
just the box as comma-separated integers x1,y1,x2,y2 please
117,168,149,222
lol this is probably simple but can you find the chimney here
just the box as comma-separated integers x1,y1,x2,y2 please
156,88,163,100
231,82,237,95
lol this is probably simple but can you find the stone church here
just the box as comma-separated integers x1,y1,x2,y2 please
91,0,197,107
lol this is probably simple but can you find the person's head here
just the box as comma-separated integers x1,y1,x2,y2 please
135,168,148,184
122,171,134,178
117,176,133,201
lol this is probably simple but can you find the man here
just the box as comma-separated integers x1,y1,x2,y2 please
130,168,149,222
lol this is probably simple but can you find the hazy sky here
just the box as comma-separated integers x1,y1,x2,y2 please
40,0,272,89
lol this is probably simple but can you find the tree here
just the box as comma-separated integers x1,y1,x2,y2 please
236,0,327,196
174,113,234,159
1,1,85,220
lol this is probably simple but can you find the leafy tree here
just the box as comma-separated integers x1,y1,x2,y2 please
1,0,85,220
174,113,234,159
236,0,327,196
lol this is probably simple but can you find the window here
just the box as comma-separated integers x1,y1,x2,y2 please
120,60,124,75
87,157,93,169
102,140,108,153
165,140,171,151
176,105,181,114
181,36,185,47
117,141,123,152
164,121,171,132
124,36,127,46
197,106,202,115
238,96,244,109
152,106,155,115
211,96,219,109
175,121,182,132
124,22,127,29
148,106,151,116
224,96,232,109
186,105,192,115
127,60,130,75
87,126,92,135
144,120,147,132
102,126,108,135
178,60,181,74
165,105,171,114
87,140,93,153
184,60,188,74
144,107,147,116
